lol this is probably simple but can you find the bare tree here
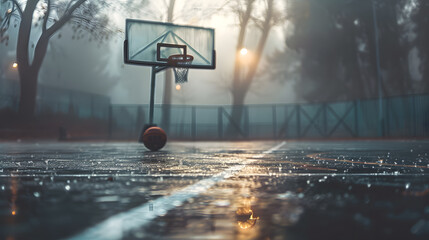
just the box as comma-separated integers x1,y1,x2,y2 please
0,1,12,45
160,0,176,132
0,0,117,118
228,0,284,136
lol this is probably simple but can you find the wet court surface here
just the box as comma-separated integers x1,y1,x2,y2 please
0,140,429,240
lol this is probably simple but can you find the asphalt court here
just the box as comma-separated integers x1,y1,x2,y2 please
0,140,429,239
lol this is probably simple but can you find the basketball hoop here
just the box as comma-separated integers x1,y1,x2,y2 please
168,54,194,84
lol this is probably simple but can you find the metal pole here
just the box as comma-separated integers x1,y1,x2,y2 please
272,105,277,139
218,107,223,139
149,66,157,125
108,105,112,139
192,106,196,140
372,0,384,137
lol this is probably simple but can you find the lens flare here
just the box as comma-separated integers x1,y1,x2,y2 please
240,48,248,56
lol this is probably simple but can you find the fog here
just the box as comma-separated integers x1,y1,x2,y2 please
108,11,295,105
3,0,427,107
1,1,295,106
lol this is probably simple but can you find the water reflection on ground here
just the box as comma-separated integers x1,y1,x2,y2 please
0,141,428,239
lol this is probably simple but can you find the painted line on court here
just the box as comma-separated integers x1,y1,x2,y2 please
66,141,287,240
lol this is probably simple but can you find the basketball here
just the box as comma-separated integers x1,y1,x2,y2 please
142,127,167,151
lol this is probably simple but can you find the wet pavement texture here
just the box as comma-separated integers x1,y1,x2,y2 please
0,140,429,240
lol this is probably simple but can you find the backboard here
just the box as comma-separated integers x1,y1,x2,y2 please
124,19,216,69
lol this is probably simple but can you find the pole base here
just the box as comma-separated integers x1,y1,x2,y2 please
138,124,157,143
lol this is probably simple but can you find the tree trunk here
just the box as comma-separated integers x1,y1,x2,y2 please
16,0,37,118
226,88,246,138
226,0,255,138
18,67,38,118
160,0,176,132
12,0,85,118
17,34,49,117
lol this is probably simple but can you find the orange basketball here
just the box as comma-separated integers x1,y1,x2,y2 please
142,127,167,151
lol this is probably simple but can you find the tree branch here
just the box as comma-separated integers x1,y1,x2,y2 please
10,0,23,17
42,0,51,32
65,0,75,12
46,0,86,37
70,14,91,23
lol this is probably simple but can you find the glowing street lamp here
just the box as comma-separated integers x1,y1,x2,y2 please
240,47,248,56
12,62,18,68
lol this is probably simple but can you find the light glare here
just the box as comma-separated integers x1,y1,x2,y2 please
240,48,248,56
12,62,18,68
175,84,181,91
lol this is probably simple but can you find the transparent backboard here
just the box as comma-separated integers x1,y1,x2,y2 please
124,19,215,69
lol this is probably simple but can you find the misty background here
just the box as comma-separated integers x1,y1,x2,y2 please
3,0,429,107
1,0,294,106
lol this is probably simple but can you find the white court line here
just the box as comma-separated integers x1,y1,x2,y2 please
66,141,286,240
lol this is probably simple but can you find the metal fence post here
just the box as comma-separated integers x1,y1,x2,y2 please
108,105,113,139
218,107,223,139
244,106,249,138
354,100,359,138
296,105,301,138
192,106,196,140
323,104,327,137
272,105,277,139
413,95,417,137
385,98,390,137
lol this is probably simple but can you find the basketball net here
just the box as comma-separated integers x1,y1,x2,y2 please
168,54,194,84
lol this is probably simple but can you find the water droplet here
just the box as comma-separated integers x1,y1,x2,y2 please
65,185,71,191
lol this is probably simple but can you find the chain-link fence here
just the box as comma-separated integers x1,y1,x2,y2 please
2,77,429,140
109,94,429,140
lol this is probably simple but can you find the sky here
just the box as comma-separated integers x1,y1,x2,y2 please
0,0,297,106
